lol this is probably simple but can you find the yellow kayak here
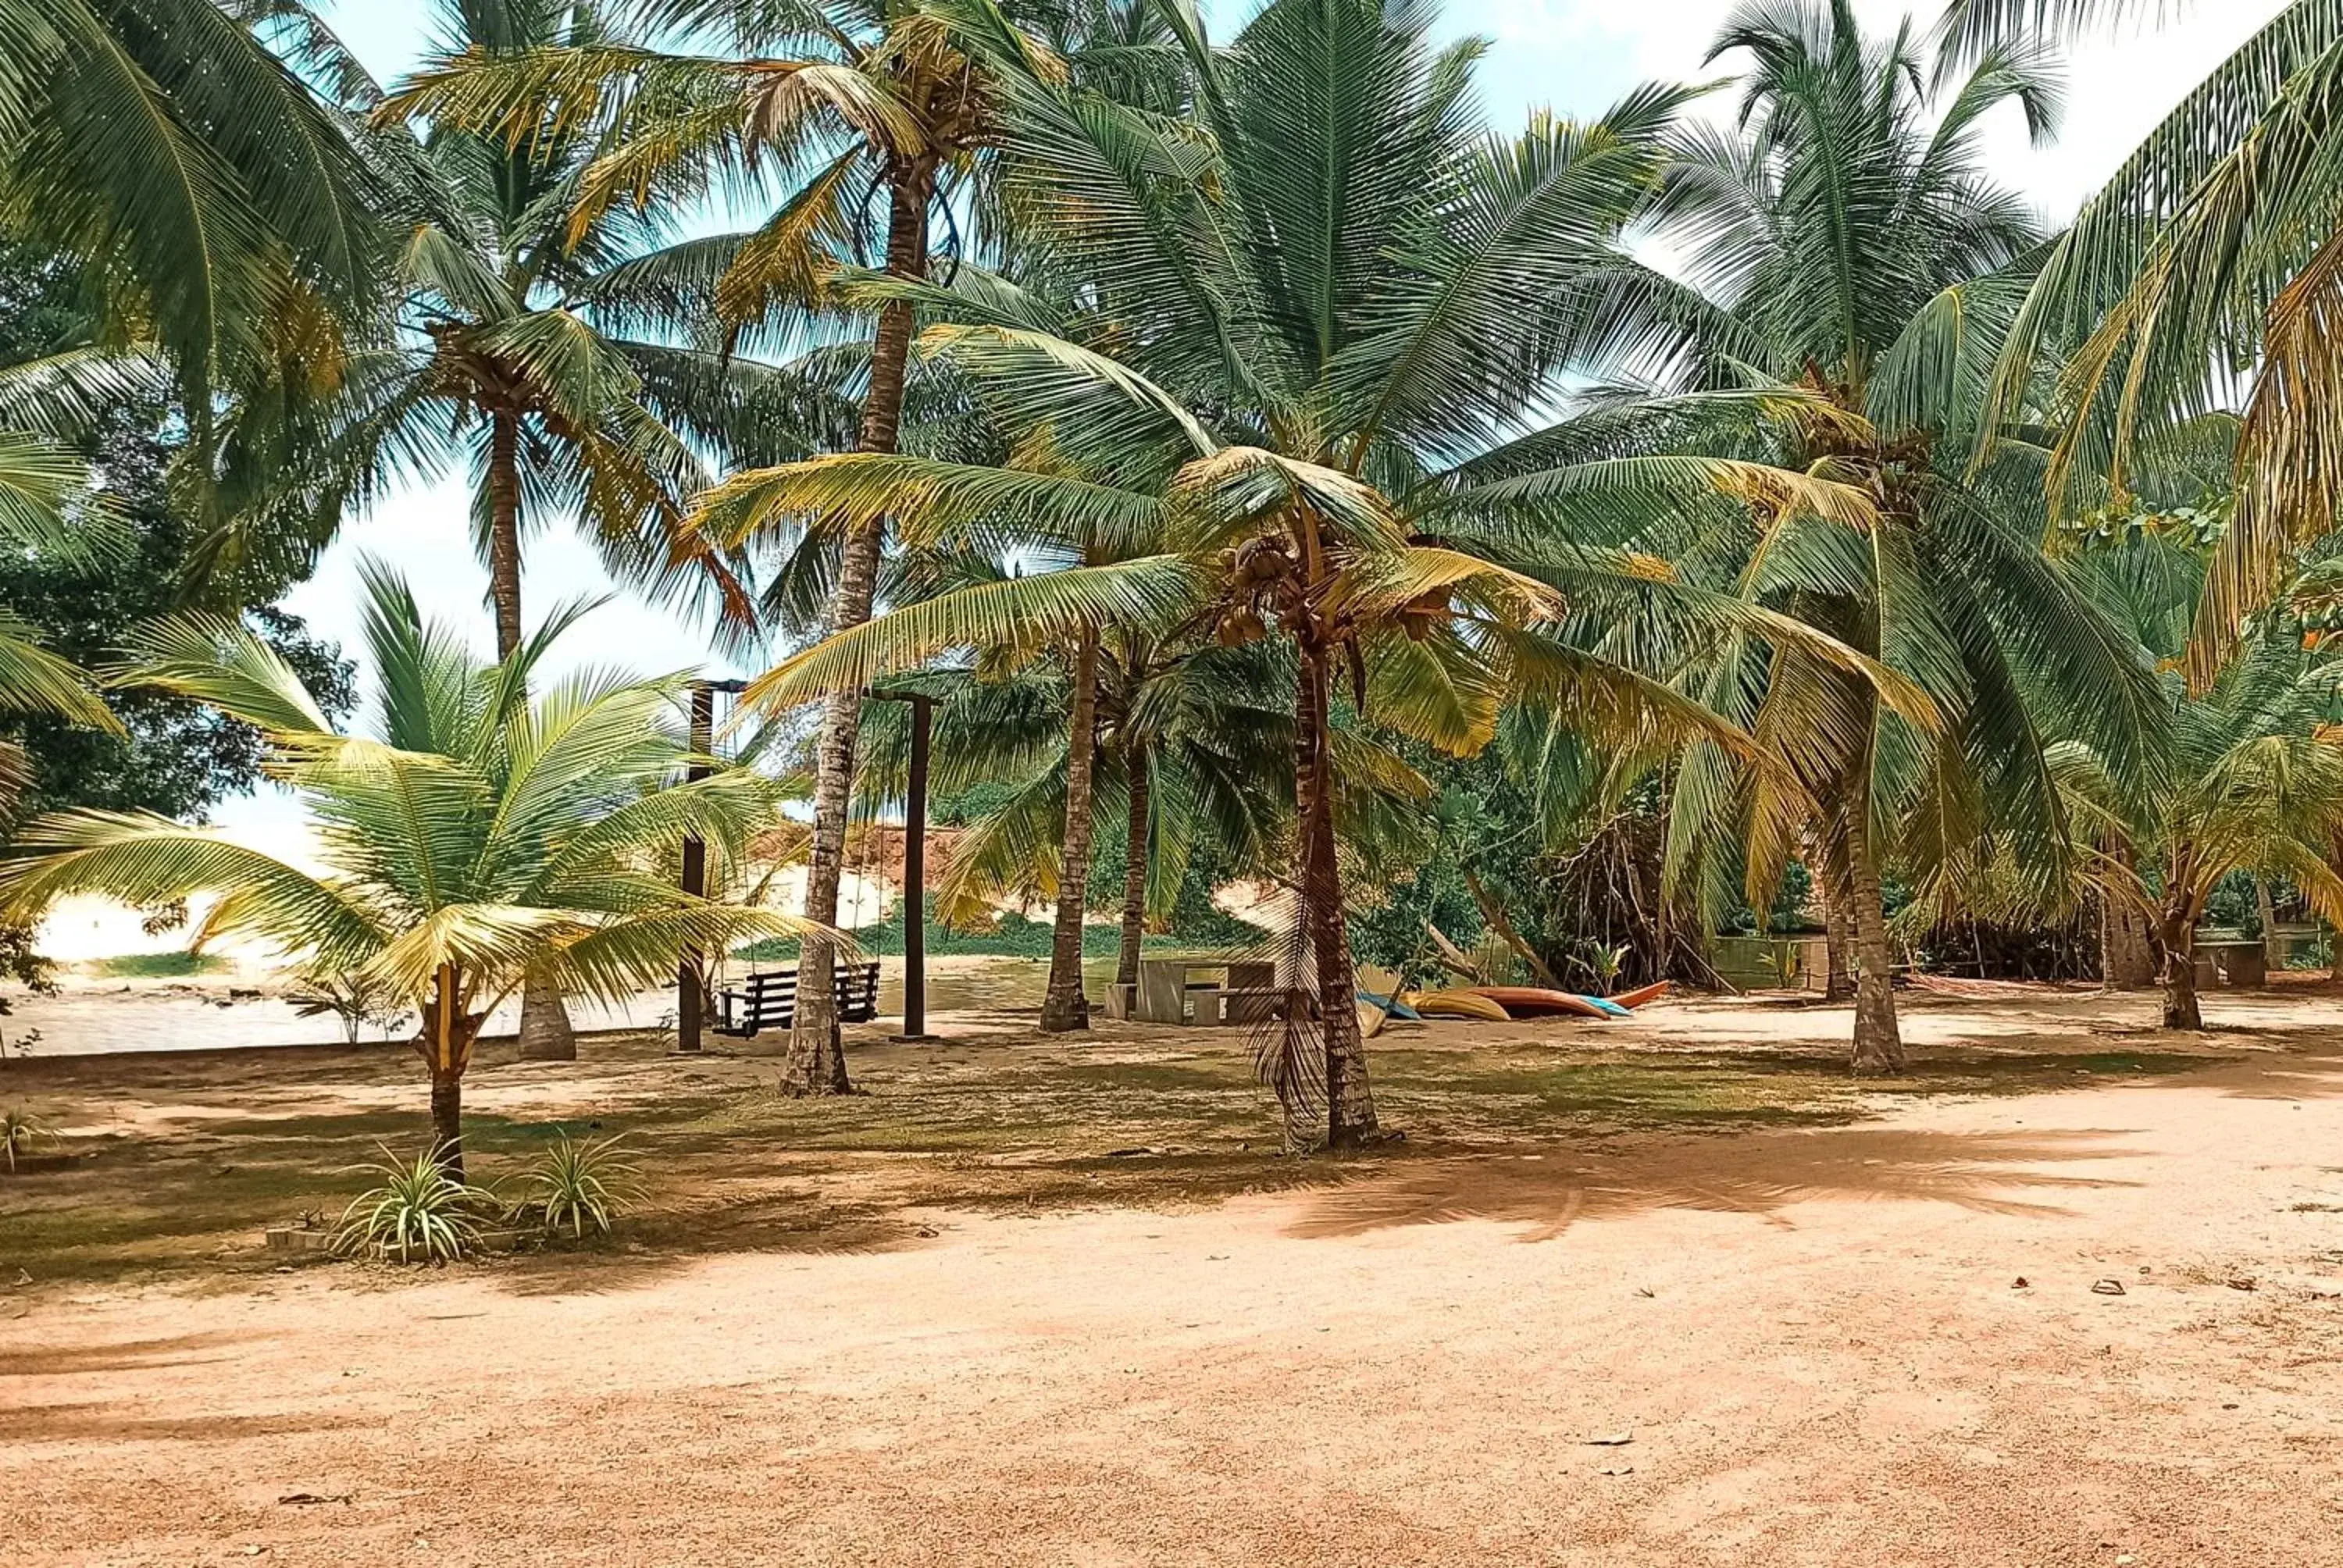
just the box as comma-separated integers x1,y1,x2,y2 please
1402,989,1514,1022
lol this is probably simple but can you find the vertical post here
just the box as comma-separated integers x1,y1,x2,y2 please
900,693,932,1041
677,681,717,1053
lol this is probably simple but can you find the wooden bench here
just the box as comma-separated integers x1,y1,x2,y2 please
715,961,882,1039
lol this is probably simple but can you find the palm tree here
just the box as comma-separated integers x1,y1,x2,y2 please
854,631,1292,1001
697,0,1911,1146
1956,0,2343,685
0,0,387,420
0,387,127,772
2056,523,2343,1028
389,0,1050,1088
1623,0,2159,1071
0,562,807,1174
251,0,804,1058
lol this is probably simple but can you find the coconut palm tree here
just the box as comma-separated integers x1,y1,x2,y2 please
695,0,1916,1146
242,0,821,1058
1952,0,2343,686
853,629,1293,1001
0,331,159,771
389,0,1032,1087
0,562,808,1174
2054,522,2343,1028
1617,0,2161,1071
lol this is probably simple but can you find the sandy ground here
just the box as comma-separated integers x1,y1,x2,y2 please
6,986,2343,1564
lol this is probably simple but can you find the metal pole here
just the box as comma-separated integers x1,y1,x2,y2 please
868,689,939,1042
900,693,932,1041
676,681,716,1053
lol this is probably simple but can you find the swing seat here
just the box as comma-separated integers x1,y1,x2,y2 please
715,961,883,1038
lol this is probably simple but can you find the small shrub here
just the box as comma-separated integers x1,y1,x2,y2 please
520,1135,640,1239
286,964,412,1045
334,1146,490,1263
1,1107,53,1171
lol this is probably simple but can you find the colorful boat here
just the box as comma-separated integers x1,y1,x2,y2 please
1465,980,1671,1019
1609,980,1670,1010
1471,985,1610,1018
1402,989,1514,1022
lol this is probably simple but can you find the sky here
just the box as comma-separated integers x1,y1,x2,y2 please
212,0,2292,843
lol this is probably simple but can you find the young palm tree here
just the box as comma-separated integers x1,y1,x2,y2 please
0,563,807,1174
697,0,1913,1145
1960,0,2343,683
2056,529,2343,1028
854,633,1293,1001
1624,0,2159,1071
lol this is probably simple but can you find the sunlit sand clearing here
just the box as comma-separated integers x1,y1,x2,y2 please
6,986,2342,1564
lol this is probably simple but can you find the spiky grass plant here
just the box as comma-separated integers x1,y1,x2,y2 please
335,1146,490,1263
521,1135,640,1240
1,1107,54,1172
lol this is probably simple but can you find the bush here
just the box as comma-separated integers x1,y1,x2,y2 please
334,1146,490,1263
2,1107,53,1171
518,1135,640,1239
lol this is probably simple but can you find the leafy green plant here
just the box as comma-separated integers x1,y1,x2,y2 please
334,1146,490,1263
2,1107,54,1171
519,1135,640,1241
93,951,226,979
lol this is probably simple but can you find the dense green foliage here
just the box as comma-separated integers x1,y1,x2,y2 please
0,246,351,820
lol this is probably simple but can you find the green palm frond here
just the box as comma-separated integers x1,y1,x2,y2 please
738,557,1211,713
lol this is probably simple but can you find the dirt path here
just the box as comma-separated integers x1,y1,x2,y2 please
7,995,2343,1564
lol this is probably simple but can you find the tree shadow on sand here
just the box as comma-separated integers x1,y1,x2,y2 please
1286,1126,2146,1241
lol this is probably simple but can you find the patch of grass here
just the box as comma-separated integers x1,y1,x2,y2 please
89,951,229,979
0,1024,2234,1291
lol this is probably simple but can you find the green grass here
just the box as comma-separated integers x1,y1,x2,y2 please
90,951,228,979
0,1030,2230,1288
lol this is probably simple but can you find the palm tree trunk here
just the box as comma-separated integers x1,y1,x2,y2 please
2160,904,2202,1029
2101,838,2157,989
1842,795,1904,1074
2159,862,2204,1029
1820,827,1855,1002
483,410,579,1064
1040,628,1100,1032
2258,876,2283,975
1115,742,1150,992
516,969,575,1061
486,409,525,661
783,166,933,1090
1295,638,1377,1147
423,964,469,1181
430,1070,464,1182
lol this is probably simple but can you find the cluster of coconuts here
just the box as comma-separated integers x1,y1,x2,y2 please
1214,536,1293,647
